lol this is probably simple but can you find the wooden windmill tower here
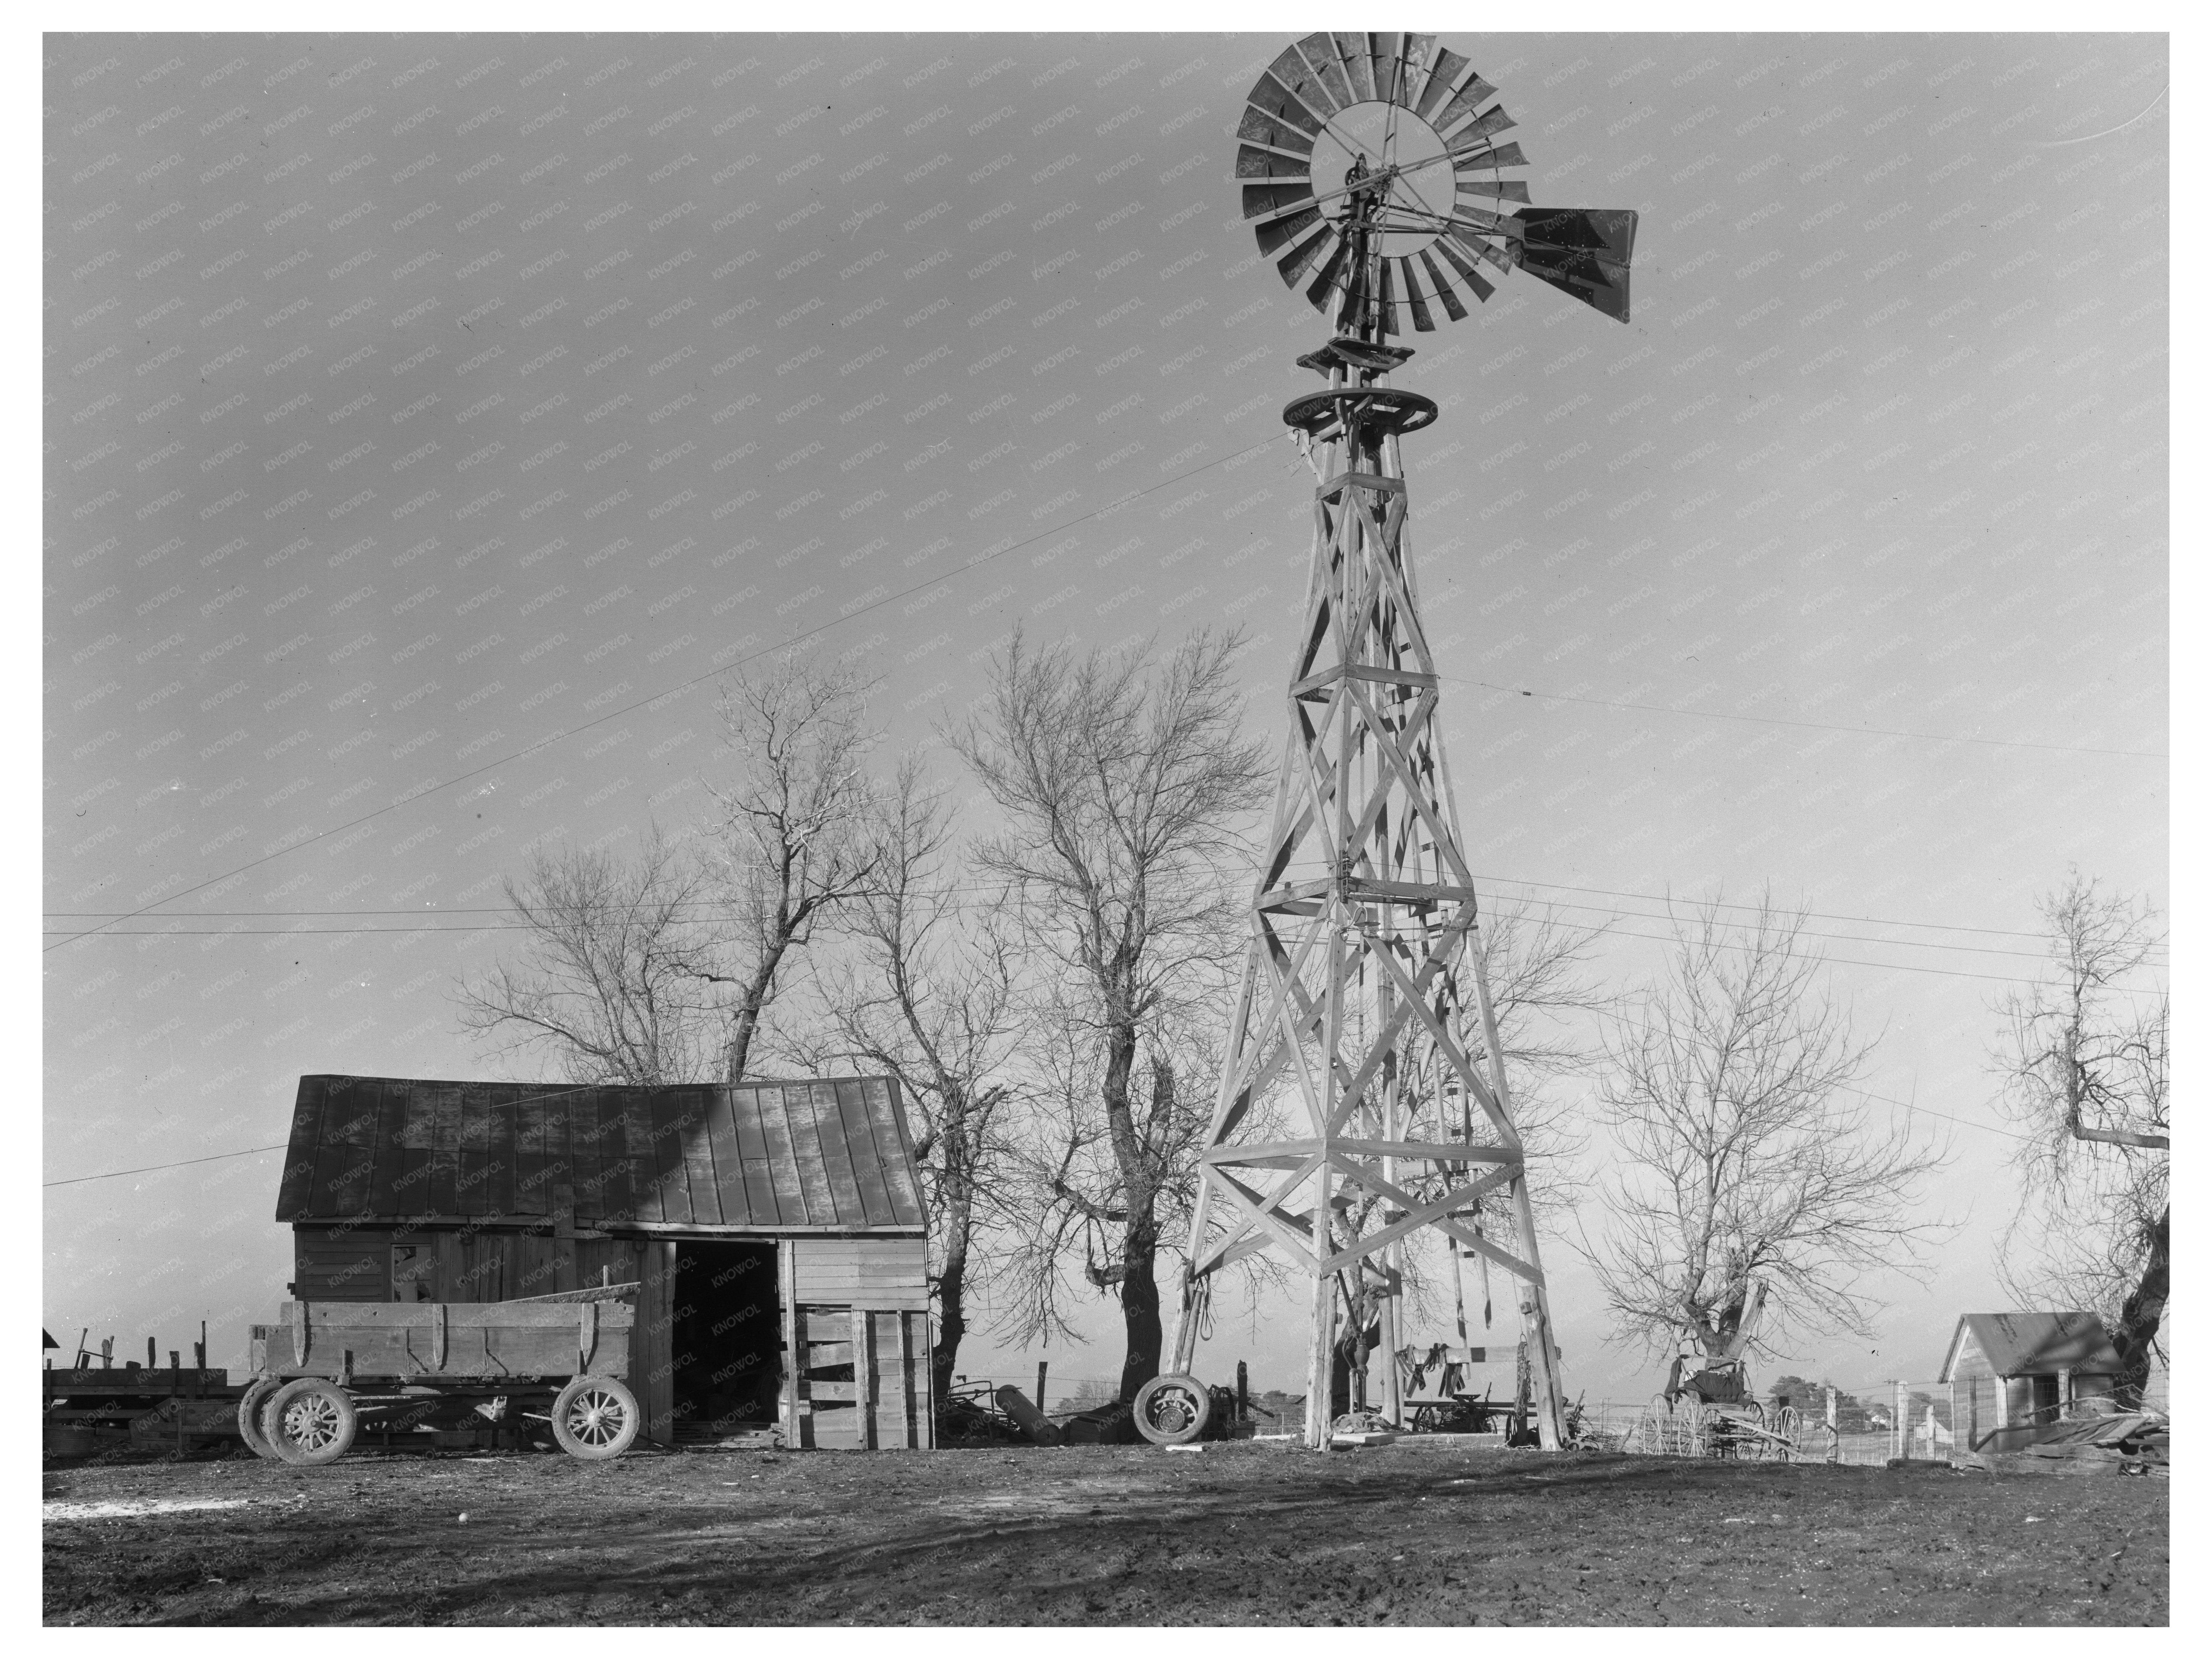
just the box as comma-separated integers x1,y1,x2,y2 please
1137,34,1637,1452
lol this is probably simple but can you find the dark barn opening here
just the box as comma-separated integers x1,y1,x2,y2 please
671,1240,783,1440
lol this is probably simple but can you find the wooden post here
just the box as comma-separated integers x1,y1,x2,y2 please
1826,1386,1837,1429
1237,1359,1248,1425
2056,1365,2072,1421
1035,1359,1049,1415
195,1322,207,1372
1306,1260,1335,1451
1892,1381,1907,1460
147,1336,157,1369
778,1240,804,1449
852,1309,876,1450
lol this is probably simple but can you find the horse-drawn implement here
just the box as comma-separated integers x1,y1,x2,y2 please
239,1286,641,1465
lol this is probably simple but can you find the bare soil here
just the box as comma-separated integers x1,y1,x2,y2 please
42,1443,2166,1626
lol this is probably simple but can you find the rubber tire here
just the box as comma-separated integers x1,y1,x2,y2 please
550,1376,640,1460
1132,1373,1210,1446
236,1378,282,1459
263,1378,357,1466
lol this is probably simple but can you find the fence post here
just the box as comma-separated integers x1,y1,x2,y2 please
1892,1381,1907,1461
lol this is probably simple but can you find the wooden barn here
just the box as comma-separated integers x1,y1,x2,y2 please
274,1073,934,1449
1939,1310,2123,1449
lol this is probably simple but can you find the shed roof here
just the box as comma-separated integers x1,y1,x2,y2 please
1939,1311,2124,1382
276,1074,924,1234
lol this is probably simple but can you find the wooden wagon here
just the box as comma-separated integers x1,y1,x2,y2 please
240,1287,640,1465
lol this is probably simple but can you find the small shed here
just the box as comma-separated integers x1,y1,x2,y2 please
1939,1311,2123,1448
275,1073,934,1449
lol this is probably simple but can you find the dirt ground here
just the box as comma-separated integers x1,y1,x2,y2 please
43,1442,2166,1626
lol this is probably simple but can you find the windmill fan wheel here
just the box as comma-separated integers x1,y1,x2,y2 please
1237,33,1642,332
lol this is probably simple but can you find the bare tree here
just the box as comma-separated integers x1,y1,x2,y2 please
1588,894,1947,1365
455,827,724,1084
794,755,1025,1401
1992,871,2169,1397
701,656,882,1083
950,628,1272,1402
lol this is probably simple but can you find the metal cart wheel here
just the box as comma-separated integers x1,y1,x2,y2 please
550,1376,641,1460
236,1377,282,1459
263,1378,358,1466
1773,1404,1799,1462
1131,1373,1211,1446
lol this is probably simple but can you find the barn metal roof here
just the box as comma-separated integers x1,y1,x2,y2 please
276,1074,925,1234
1939,1311,2125,1382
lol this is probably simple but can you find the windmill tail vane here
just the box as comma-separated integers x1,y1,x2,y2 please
1132,34,1642,1455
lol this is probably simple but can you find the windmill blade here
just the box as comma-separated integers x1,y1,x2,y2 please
1237,104,1320,158
1431,73,1502,137
1237,144,1311,182
1456,177,1532,204
1372,33,1404,105
1244,180,1317,222
1264,42,1345,122
1416,248,1469,322
1445,104,1518,150
1431,236,1497,305
1510,208,1641,323
1277,223,1336,288
1295,33,1358,112
1451,204,1515,236
1334,32,1377,102
1399,34,1439,106
1248,69,1328,139
1305,235,1353,311
1377,256,1400,336
1258,204,1323,257
1452,141,1530,179
1412,47,1470,121
1447,220,1516,274
1398,257,1437,332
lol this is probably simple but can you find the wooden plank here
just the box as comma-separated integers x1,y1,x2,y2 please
324,1078,379,1218
485,1086,519,1221
863,1078,926,1227
887,1310,913,1449
634,1240,674,1442
674,1085,719,1227
729,1087,785,1228
916,1311,935,1449
456,1080,495,1217
423,1079,462,1220
388,1079,434,1220
779,1241,805,1447
640,1088,690,1227
701,1088,748,1227
511,1083,548,1220
833,1080,897,1225
305,1078,361,1221
273,1078,325,1219
798,1083,863,1225
852,1309,876,1449
763,1085,821,1226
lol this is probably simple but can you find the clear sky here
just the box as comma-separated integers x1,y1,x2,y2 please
43,24,2167,1404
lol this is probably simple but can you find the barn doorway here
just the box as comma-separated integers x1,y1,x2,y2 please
669,1240,783,1441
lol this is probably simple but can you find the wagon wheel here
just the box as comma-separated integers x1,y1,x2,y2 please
262,1378,358,1466
236,1378,283,1460
1132,1373,1211,1446
1773,1404,1799,1462
1822,1422,1840,1464
551,1376,640,1460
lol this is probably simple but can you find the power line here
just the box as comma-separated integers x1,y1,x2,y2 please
1436,673,2167,762
42,1145,288,1189
43,435,1292,955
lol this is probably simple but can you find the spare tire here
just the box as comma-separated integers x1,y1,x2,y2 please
1132,1373,1210,1446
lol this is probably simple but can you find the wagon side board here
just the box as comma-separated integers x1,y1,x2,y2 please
252,1300,635,1383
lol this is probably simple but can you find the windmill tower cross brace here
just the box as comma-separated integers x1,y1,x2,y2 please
1139,31,1638,1454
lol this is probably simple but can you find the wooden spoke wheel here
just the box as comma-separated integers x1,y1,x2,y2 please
236,1378,283,1460
1132,1373,1211,1446
262,1379,358,1466
550,1376,640,1460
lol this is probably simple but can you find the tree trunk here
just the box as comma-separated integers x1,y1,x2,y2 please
1116,1210,1161,1403
724,947,785,1083
932,1208,970,1407
2113,1203,2168,1401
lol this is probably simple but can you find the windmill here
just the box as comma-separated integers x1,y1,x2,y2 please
1134,33,1638,1452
